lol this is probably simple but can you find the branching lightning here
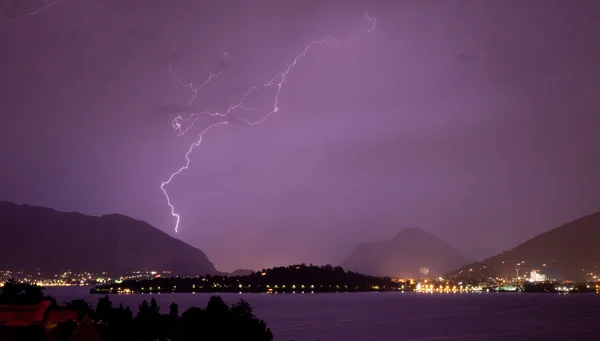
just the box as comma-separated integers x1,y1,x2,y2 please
1,0,67,26
168,40,226,107
161,12,377,232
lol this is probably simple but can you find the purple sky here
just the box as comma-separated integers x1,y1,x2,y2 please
1,0,599,272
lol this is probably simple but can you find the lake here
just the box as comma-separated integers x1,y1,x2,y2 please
45,287,600,341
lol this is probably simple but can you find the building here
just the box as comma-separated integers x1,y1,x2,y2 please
65,316,102,341
0,300,88,340
0,301,51,327
529,270,547,282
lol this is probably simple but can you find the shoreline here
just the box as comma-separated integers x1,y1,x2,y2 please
87,289,597,295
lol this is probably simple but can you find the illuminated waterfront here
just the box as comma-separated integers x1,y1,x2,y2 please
3,267,598,295
0,269,171,287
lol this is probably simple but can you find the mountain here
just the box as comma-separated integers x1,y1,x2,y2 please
227,269,256,277
447,211,600,281
0,202,217,275
341,228,469,279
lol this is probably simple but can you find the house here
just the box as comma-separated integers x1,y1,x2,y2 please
66,316,101,341
44,308,80,331
0,301,51,326
0,300,92,341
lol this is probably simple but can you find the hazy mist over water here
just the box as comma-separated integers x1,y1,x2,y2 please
47,287,600,341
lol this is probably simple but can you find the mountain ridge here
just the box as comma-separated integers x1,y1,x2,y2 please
0,201,217,275
447,211,600,281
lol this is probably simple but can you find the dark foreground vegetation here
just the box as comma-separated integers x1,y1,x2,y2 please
0,278,56,305
0,279,272,341
93,264,413,294
91,295,272,341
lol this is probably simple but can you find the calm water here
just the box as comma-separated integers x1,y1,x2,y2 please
45,287,600,341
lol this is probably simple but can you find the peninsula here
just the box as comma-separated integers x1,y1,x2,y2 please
91,264,414,294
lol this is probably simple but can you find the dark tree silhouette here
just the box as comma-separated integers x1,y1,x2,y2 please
230,299,253,319
0,278,21,298
137,300,149,318
23,284,43,301
206,296,229,316
169,302,179,318
0,291,272,341
149,297,160,314
93,296,135,341
0,278,48,305
95,295,113,322
229,299,273,341
65,299,93,319
180,307,206,340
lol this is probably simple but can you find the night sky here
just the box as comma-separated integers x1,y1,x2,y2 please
1,0,599,272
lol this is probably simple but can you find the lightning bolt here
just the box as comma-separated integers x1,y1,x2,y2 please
1,0,67,26
168,40,226,106
161,12,377,232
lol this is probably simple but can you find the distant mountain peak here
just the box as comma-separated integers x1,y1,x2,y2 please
392,227,432,239
342,228,468,278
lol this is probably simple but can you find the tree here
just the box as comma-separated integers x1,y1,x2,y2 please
87,294,271,341
229,299,272,341
95,295,112,321
205,296,228,316
169,302,179,318
137,300,149,318
0,278,21,298
149,297,160,314
124,306,132,317
181,307,206,340
23,284,44,302
65,299,93,320
230,299,253,319
0,278,48,304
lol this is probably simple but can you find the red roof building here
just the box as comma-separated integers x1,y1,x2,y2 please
44,308,80,331
0,301,51,326
0,300,80,328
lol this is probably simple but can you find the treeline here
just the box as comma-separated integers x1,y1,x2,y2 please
523,282,597,293
0,279,273,341
0,278,56,305
94,264,407,294
89,295,273,341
